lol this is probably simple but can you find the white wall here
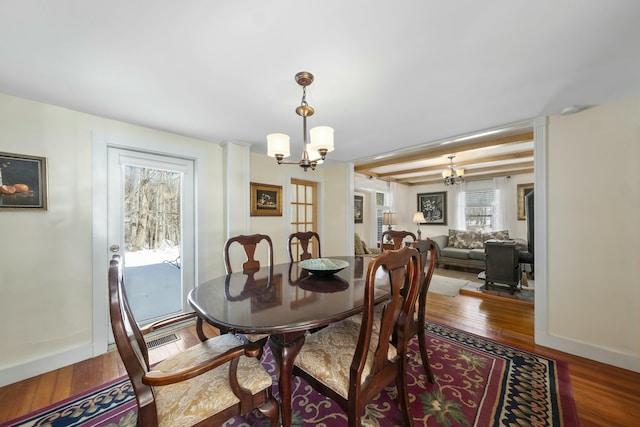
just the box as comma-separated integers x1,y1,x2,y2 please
0,93,224,386
541,96,639,371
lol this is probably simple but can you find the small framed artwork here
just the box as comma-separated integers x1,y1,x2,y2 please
250,182,282,216
354,195,363,223
517,183,534,220
0,152,48,211
417,191,447,225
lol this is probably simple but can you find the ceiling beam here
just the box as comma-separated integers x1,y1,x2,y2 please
405,168,534,186
368,151,534,178
395,161,534,183
354,131,533,171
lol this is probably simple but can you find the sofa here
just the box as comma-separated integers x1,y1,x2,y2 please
431,229,526,270
354,233,382,257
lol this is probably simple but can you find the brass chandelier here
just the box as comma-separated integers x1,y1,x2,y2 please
442,155,465,186
267,72,334,171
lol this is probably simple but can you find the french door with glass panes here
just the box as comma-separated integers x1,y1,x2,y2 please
290,179,318,260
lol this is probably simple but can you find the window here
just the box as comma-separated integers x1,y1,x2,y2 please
376,191,387,242
464,190,495,231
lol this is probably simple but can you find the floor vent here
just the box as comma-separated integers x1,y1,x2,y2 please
146,333,179,349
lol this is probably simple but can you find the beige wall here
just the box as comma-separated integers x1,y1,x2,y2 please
546,96,639,369
0,93,223,385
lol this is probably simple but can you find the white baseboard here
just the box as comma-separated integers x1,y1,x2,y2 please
535,331,639,373
0,344,94,388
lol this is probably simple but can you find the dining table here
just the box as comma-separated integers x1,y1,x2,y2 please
188,255,390,427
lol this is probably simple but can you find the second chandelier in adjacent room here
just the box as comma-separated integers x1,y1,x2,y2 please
442,155,465,186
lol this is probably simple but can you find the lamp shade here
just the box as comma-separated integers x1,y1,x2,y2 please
267,133,291,158
310,147,324,164
309,126,334,152
413,212,426,223
382,212,397,226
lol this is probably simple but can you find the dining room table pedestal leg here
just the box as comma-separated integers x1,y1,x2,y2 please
268,331,306,427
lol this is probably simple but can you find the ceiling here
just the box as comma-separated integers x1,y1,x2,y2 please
354,122,534,185
1,1,639,171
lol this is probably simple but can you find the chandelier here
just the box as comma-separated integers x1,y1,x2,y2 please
267,71,334,172
442,155,465,185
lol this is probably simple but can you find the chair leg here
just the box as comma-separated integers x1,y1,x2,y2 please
346,393,363,427
398,354,416,427
418,322,434,383
256,396,280,427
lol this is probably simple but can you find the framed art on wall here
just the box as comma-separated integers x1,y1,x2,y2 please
354,195,363,223
417,191,447,225
250,182,282,216
0,152,48,211
517,183,534,220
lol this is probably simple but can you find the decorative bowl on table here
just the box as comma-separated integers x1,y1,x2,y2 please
298,258,350,276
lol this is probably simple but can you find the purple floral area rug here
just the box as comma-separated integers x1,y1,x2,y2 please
0,322,579,427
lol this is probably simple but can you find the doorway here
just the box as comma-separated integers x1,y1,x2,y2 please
107,148,196,324
289,178,318,259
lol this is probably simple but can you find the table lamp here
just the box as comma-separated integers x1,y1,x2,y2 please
413,211,426,240
382,212,397,243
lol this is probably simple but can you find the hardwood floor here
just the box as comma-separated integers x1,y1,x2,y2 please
1,272,638,426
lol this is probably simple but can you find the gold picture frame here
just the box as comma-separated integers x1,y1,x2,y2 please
517,183,534,220
250,182,282,216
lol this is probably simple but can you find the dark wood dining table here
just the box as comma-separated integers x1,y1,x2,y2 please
188,255,389,427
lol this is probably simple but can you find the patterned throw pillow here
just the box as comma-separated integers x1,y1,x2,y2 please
453,231,483,249
482,230,510,242
448,229,459,248
469,234,484,249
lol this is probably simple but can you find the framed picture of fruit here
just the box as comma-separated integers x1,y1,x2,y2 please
0,152,48,210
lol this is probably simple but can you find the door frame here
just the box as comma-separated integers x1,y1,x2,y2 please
92,134,202,356
107,148,195,324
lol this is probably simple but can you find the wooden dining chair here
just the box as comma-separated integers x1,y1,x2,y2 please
224,233,274,274
409,238,438,383
197,234,273,346
292,246,421,427
347,239,438,383
288,231,321,262
108,256,279,427
381,230,417,250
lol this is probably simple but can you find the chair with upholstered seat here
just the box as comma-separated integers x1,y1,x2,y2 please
381,229,417,250
108,255,279,427
292,246,421,427
348,239,438,383
197,234,273,346
288,231,321,262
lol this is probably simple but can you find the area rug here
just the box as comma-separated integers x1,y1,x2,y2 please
1,322,578,427
428,275,470,297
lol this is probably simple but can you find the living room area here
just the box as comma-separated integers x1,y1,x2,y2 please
353,128,536,303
